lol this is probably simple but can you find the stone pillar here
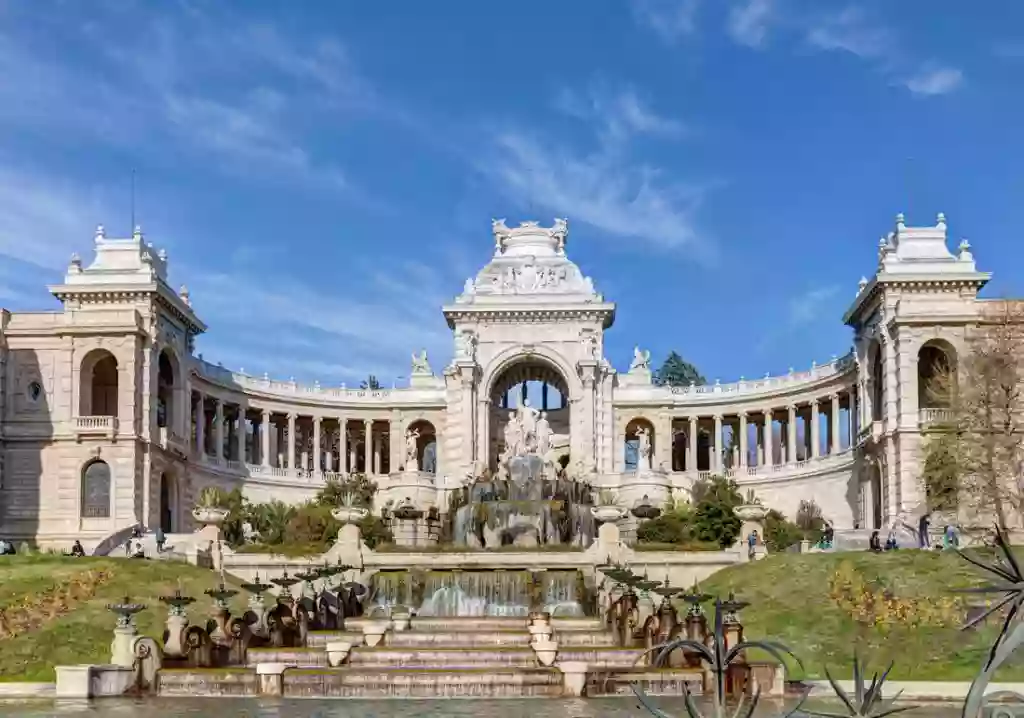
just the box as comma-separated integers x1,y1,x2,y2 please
687,416,697,472
339,418,348,473
312,416,321,474
831,393,841,454
236,407,246,463
364,419,372,475
810,401,820,459
849,390,858,444
739,413,748,469
712,415,722,473
195,394,205,457
787,405,797,464
261,410,271,467
214,399,224,463
762,410,773,467
287,413,297,471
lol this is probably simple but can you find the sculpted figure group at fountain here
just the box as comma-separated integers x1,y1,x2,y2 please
500,400,553,466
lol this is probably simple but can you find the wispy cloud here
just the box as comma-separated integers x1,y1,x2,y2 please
788,285,840,325
485,131,709,254
631,0,701,45
727,0,776,48
804,7,963,97
555,83,687,144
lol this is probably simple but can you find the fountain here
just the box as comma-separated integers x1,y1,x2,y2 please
450,402,596,549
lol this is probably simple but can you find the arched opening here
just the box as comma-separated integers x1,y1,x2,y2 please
81,460,111,519
159,472,180,533
405,419,437,474
869,341,884,422
489,358,569,471
624,417,655,473
918,341,957,409
157,350,177,429
79,349,119,417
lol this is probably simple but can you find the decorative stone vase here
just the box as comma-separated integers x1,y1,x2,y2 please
531,638,559,667
191,507,229,526
528,623,553,641
331,506,369,524
325,641,352,667
733,504,768,522
558,661,589,697
362,620,389,647
391,607,412,632
591,505,626,523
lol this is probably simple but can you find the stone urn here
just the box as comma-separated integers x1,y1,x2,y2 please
331,506,369,524
325,641,353,667
362,620,389,647
558,661,589,697
531,637,559,667
733,504,768,522
391,606,412,632
591,505,626,523
191,506,229,526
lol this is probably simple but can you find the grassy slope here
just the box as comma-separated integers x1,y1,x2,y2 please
699,549,1013,681
0,555,248,682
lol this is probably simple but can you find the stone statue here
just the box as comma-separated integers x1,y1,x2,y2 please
630,346,651,371
411,350,431,375
536,412,551,456
463,277,476,295
552,218,568,254
517,400,539,451
636,427,652,470
457,331,478,361
492,218,509,254
405,428,420,471
504,411,523,458
580,331,598,360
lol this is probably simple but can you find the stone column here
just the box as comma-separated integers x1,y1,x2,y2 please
739,413,748,469
712,415,722,473
339,418,348,473
810,401,820,459
236,408,246,463
364,419,372,475
214,400,224,463
762,410,773,467
849,390,858,443
287,413,297,471
261,410,271,467
195,394,206,457
312,416,321,474
687,417,697,472
787,405,797,464
830,393,841,454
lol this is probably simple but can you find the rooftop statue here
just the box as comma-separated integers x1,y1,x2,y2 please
630,346,651,372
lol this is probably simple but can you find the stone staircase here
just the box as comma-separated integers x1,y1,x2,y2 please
158,615,705,699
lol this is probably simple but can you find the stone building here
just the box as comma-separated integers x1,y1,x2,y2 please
0,213,988,550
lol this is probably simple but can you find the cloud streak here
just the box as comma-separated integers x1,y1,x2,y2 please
727,0,775,48
631,0,701,45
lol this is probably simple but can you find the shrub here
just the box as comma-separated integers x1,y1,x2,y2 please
637,500,695,545
359,514,393,549
764,509,804,551
795,499,826,543
285,504,341,545
691,475,743,548
315,473,377,508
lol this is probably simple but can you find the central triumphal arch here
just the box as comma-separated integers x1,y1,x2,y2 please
440,219,617,482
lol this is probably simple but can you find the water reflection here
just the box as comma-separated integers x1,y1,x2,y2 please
0,698,966,718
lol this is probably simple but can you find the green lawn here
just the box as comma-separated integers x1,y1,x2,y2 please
0,554,249,682
698,548,1012,681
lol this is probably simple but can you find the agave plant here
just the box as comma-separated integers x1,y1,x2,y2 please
632,596,806,718
954,526,1024,718
805,653,916,718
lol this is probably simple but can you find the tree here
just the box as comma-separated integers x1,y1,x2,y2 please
930,300,1024,534
691,475,743,547
653,351,707,387
921,432,960,512
361,375,381,390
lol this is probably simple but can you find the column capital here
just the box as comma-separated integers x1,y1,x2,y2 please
364,417,373,426
287,412,297,421
829,391,840,400
763,408,773,418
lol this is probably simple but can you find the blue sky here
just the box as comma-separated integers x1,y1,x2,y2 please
0,0,1021,387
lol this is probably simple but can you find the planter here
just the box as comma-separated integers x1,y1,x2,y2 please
733,504,768,522
531,638,559,667
325,641,352,667
591,505,626,523
191,507,229,526
558,661,589,697
331,506,369,524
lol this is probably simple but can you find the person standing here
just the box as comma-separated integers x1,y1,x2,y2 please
918,513,931,549
155,527,165,553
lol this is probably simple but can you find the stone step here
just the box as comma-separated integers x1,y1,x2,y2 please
344,616,604,632
283,667,564,699
348,647,538,668
306,631,361,648
586,668,705,697
247,648,327,667
387,631,533,647
157,668,258,697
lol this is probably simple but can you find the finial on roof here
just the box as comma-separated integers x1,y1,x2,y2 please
158,248,168,261
179,285,190,306
69,253,82,272
133,225,143,240
95,224,105,240
895,212,905,228
858,276,868,292
936,212,947,227
958,238,973,262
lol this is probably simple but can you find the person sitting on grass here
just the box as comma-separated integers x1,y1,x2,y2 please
71,540,85,557
884,529,898,551
869,530,882,552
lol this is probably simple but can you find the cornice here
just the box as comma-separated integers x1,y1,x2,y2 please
442,303,615,329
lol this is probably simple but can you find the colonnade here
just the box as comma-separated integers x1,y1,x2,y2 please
189,391,437,476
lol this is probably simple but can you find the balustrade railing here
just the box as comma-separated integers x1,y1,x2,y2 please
74,415,118,432
919,407,956,426
681,449,855,481
668,350,855,396
191,358,402,401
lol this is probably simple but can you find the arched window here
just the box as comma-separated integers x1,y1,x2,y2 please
79,349,118,417
918,341,957,409
81,460,111,518
624,418,655,472
406,419,437,474
157,351,176,429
